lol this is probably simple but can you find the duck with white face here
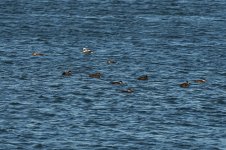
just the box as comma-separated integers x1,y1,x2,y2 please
82,48,93,54
121,88,134,93
107,59,116,64
179,81,190,88
110,81,125,85
32,52,44,56
62,70,72,76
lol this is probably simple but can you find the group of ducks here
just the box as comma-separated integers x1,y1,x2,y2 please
32,48,149,93
32,48,206,93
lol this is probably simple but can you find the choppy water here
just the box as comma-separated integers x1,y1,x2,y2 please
1,0,226,149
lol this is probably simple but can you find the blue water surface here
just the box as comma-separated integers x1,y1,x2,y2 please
1,0,226,149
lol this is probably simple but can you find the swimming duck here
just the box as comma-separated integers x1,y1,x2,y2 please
111,81,124,85
179,81,190,88
89,72,101,78
121,88,134,93
107,59,116,64
32,52,44,56
82,48,93,54
137,75,148,80
193,79,206,83
62,70,72,76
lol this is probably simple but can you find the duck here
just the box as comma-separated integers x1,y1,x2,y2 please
89,72,101,78
110,81,124,85
193,79,206,83
137,75,148,80
32,52,44,56
82,48,93,54
107,59,116,64
179,81,190,88
62,70,72,76
121,88,134,93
